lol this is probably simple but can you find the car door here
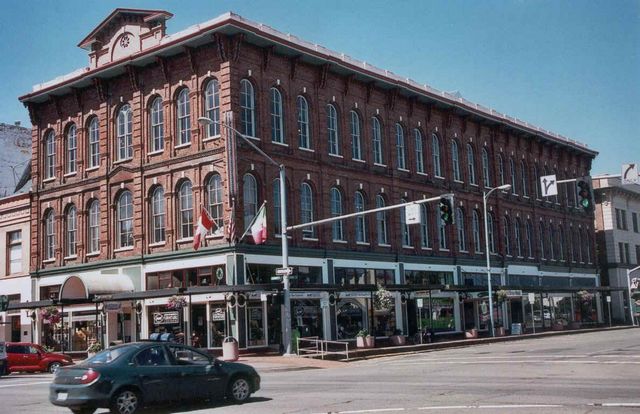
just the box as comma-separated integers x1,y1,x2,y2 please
167,345,224,400
7,344,36,372
132,345,180,403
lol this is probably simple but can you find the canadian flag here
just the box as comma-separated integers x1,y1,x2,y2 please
250,204,267,244
193,206,214,251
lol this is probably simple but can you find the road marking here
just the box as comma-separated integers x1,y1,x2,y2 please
597,403,640,407
339,409,406,413
418,404,563,410
0,381,51,389
390,360,640,365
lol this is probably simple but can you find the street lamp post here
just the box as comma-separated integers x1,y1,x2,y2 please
483,184,511,337
198,116,293,356
627,265,640,326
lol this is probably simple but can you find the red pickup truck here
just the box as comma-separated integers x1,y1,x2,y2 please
6,342,74,373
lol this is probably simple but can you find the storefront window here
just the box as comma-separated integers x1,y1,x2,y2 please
291,299,322,338
548,294,572,325
210,305,226,347
572,277,597,288
147,305,184,342
146,266,227,290
335,268,395,286
247,264,322,285
507,275,540,287
405,270,454,286
336,300,364,339
417,297,455,332
462,273,500,287
374,300,396,336
247,304,266,346
542,277,571,288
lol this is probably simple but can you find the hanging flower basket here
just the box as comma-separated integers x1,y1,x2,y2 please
167,295,188,310
577,290,593,303
373,285,394,311
496,289,509,303
40,306,61,324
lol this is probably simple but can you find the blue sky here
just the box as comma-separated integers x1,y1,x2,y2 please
1,0,637,175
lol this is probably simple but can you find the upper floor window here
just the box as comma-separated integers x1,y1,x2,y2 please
548,224,555,260
372,117,383,164
204,80,220,138
117,104,133,161
327,104,340,155
509,158,517,194
270,88,284,143
497,155,505,186
117,191,133,248
437,207,447,250
503,217,511,256
240,79,256,137
66,125,77,174
243,174,258,230
273,179,282,235
481,148,491,187
432,134,442,177
65,205,77,257
350,111,362,160
176,89,191,145
301,182,316,238
88,200,100,254
456,207,466,252
297,96,311,149
525,220,533,258
451,140,461,181
150,97,164,152
396,124,406,170
44,130,55,179
178,181,193,239
355,191,367,243
533,164,541,199
376,195,388,245
558,226,565,261
7,230,22,274
472,210,481,253
514,218,523,257
420,204,431,249
207,174,223,236
467,144,476,185
331,188,344,241
487,212,496,253
151,187,165,244
520,161,528,196
415,129,424,174
44,210,55,260
88,117,100,168
538,221,546,259
400,198,411,246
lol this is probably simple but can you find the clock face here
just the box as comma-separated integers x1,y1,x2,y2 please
216,268,224,280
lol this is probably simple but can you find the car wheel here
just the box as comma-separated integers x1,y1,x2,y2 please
110,389,141,414
227,376,251,404
70,407,96,414
48,362,62,373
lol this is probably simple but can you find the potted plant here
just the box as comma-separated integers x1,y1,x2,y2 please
40,306,61,324
373,285,394,311
389,328,406,346
496,289,509,303
87,342,103,358
167,295,188,310
356,329,375,348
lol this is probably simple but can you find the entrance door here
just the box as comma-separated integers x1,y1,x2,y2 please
463,301,475,330
210,305,226,348
11,316,20,342
191,304,207,348
510,300,524,324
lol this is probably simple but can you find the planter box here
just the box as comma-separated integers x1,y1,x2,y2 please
465,329,478,339
390,335,406,346
357,336,375,348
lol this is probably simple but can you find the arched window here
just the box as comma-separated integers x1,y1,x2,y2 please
525,220,533,258
372,117,383,164
576,229,583,263
509,158,517,194
497,154,505,186
432,134,442,177
520,161,528,196
240,79,256,137
355,191,367,243
503,217,511,256
117,104,133,160
151,187,165,243
178,181,193,239
243,174,258,230
558,226,565,261
270,87,284,143
586,231,592,263
538,221,546,259
66,205,77,256
533,164,540,199
88,117,100,168
415,129,424,173
44,130,56,179
350,111,362,160
451,140,461,181
206,174,223,235
66,125,77,174
301,182,316,238
327,104,339,155
396,124,406,170
88,200,100,253
297,96,310,149
514,218,523,257
150,97,164,152
548,224,556,260
273,179,282,235
400,198,411,246
331,188,344,241
472,210,481,253
481,148,491,187
117,191,133,248
176,89,191,145
420,204,431,248
467,144,476,185
456,207,466,252
437,206,447,250
487,213,495,253
44,210,55,260
204,79,220,138
376,195,388,245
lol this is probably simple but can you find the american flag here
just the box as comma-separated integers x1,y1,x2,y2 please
226,199,236,244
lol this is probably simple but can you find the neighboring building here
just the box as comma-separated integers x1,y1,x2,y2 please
593,175,640,323
0,122,31,198
17,8,601,353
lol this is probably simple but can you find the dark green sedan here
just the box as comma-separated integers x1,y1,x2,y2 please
49,340,260,414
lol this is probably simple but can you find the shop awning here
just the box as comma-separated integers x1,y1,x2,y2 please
60,274,135,300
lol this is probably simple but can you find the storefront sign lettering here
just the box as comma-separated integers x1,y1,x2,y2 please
339,291,369,298
211,308,226,321
152,311,180,325
104,302,122,312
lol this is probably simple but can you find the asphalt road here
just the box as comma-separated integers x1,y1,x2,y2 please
2,329,639,413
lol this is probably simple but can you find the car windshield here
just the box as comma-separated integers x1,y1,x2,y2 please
85,346,129,365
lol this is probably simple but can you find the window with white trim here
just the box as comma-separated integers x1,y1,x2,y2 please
66,205,77,256
176,89,191,145
150,97,164,151
400,198,411,246
207,174,223,236
243,174,258,230
396,124,406,169
7,230,22,274
350,111,362,160
301,182,316,238
376,195,388,245
432,134,442,177
270,88,284,143
204,80,220,138
117,105,133,160
44,210,55,260
331,188,344,241
44,131,55,179
117,192,133,248
451,140,461,181
372,117,383,164
456,207,466,251
327,104,339,155
467,144,476,184
88,117,100,167
151,187,165,243
415,129,424,173
178,181,193,239
297,96,311,149
66,125,77,173
240,79,256,137
355,191,367,243
88,200,100,254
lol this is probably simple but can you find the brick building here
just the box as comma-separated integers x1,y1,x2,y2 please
17,9,602,352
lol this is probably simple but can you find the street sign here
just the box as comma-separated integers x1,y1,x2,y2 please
320,298,329,308
416,298,424,307
621,163,639,185
275,267,293,276
528,292,535,303
540,174,558,197
405,204,421,224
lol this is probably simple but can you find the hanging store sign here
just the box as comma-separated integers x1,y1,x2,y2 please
339,291,370,298
290,292,322,299
152,311,180,325
104,302,122,313
211,308,226,321
505,290,523,298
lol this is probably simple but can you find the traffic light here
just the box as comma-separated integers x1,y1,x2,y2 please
439,195,454,225
576,177,593,212
0,295,8,312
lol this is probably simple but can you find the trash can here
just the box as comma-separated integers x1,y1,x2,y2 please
222,336,239,361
